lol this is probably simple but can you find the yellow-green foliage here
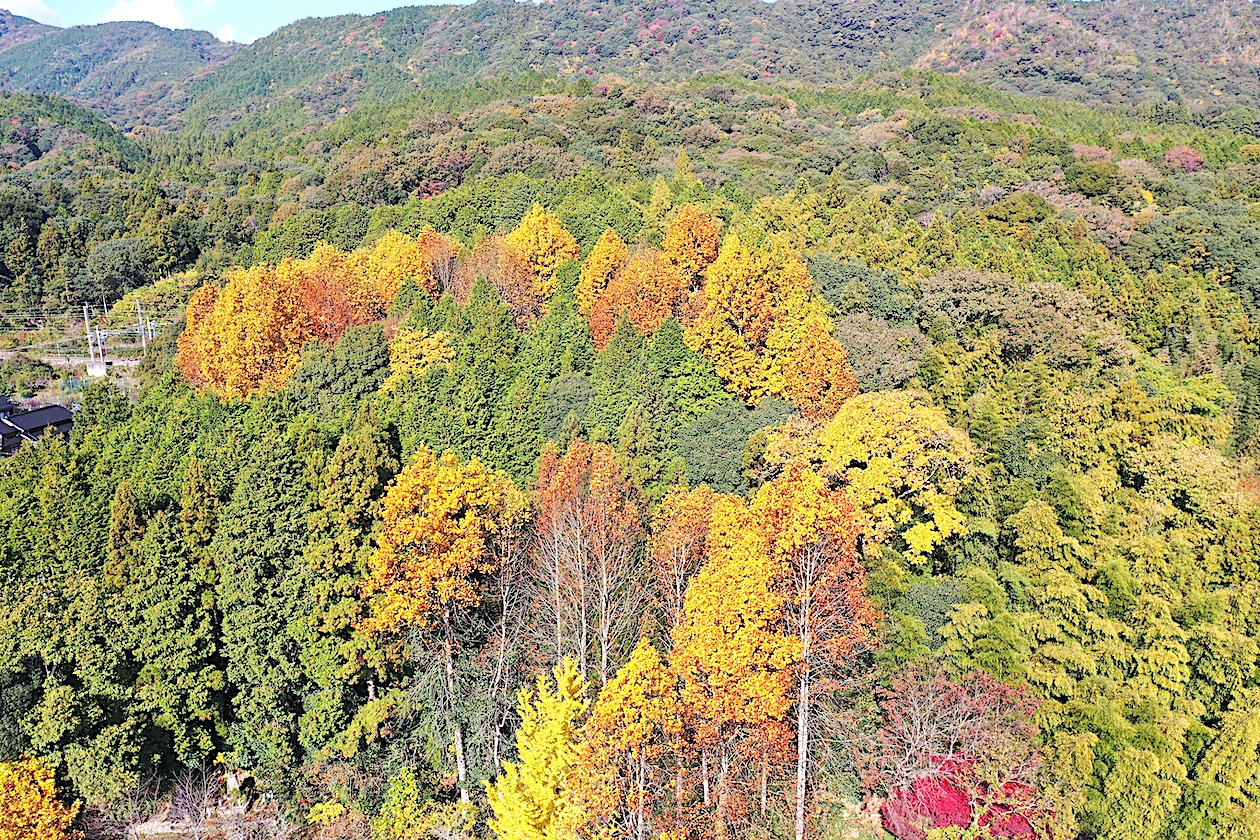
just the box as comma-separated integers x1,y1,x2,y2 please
485,659,588,840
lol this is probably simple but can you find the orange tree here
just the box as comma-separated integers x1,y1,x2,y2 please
751,462,876,840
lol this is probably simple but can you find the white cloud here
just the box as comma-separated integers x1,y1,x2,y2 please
215,22,235,41
7,0,62,25
102,0,186,29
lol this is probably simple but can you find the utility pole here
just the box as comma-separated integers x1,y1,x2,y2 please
136,299,148,353
83,305,95,363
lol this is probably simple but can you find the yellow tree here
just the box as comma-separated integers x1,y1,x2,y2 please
574,639,679,840
670,495,799,839
506,205,579,297
816,391,975,565
576,229,628,314
663,205,720,292
0,758,80,840
685,233,821,405
750,462,875,840
382,329,455,391
777,310,858,422
486,658,589,840
175,240,400,397
361,446,527,801
367,229,434,299
179,263,310,398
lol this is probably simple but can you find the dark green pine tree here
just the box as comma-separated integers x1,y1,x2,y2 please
293,414,399,755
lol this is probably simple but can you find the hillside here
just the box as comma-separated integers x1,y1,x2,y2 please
916,0,1260,114
2,0,1260,131
0,89,142,169
167,0,1260,132
0,3,1258,840
0,9,53,50
0,19,235,128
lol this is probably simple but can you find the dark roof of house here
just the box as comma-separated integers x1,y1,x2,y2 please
4,405,73,432
0,396,16,413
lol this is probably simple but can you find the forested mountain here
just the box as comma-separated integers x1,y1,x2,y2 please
0,1,1258,839
0,9,54,50
0,19,235,128
3,0,1260,130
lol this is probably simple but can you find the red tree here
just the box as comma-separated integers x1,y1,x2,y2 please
1163,145,1204,173
876,665,1044,840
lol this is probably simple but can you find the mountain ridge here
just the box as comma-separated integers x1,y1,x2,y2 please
0,0,1258,132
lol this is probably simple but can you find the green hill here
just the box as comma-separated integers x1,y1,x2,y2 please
0,88,142,168
0,9,54,50
173,0,1260,132
2,0,1259,131
0,18,235,128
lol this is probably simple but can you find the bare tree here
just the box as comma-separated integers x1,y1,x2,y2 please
877,664,1045,837
79,774,162,840
533,441,645,685
171,762,220,840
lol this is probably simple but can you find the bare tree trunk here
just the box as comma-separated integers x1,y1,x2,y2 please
701,751,711,807
577,542,590,676
552,545,564,663
598,555,612,686
676,753,686,831
761,754,768,817
795,670,809,840
636,754,646,840
443,607,469,803
715,746,731,840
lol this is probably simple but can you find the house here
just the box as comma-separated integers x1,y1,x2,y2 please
0,404,74,455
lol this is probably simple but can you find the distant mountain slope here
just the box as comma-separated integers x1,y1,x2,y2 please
0,89,143,169
175,0,959,129
0,0,1258,133
915,0,1260,112
0,18,236,128
177,0,1260,131
0,9,53,50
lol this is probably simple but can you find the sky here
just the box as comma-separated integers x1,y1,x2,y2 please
4,0,459,44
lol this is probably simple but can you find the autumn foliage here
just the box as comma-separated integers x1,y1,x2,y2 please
534,440,644,685
458,235,544,326
589,249,687,348
526,463,875,840
576,228,628,315
179,203,860,423
360,445,525,636
663,204,721,291
877,665,1044,840
0,758,80,840
682,233,858,419
361,445,526,801
177,231,450,397
485,659,589,840
648,484,716,632
504,204,579,297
